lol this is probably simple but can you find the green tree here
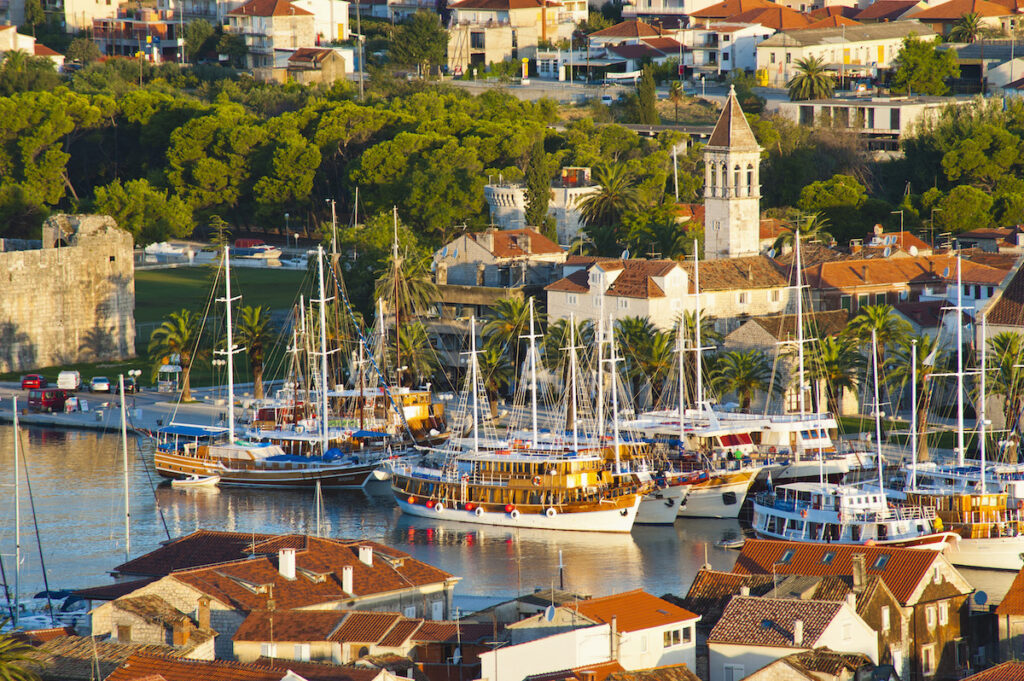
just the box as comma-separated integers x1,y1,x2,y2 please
636,64,658,125
579,163,642,230
390,321,437,386
93,178,194,245
209,215,231,246
374,248,439,321
886,334,946,461
524,137,556,239
390,10,447,74
797,174,867,241
772,212,833,252
0,628,41,681
217,33,247,68
66,37,102,64
0,51,60,95
477,344,513,417
933,184,993,233
808,335,864,416
940,124,1023,191
234,305,275,399
710,349,776,410
950,12,995,43
183,19,216,63
891,35,959,96
987,332,1024,458
482,297,535,375
787,56,834,101
842,304,912,377
22,0,43,36
668,80,684,124
148,309,207,402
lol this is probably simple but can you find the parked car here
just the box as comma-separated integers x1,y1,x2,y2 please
601,94,614,105
57,370,81,391
114,376,138,394
89,376,111,393
20,374,47,389
27,389,72,413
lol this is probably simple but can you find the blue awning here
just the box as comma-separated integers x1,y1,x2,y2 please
158,424,228,438
353,430,389,438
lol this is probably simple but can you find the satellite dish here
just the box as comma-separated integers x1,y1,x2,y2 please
909,245,919,256
975,591,988,606
943,266,950,278
545,605,556,622
442,246,449,257
430,260,437,272
767,248,776,259
452,648,463,665
883,246,891,257
621,249,630,260
452,248,458,258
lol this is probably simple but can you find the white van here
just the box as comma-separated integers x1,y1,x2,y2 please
57,370,81,391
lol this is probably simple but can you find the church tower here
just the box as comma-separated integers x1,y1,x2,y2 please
703,85,762,260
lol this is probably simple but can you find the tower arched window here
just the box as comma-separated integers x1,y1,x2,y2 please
747,163,755,194
720,163,727,193
709,161,717,196
734,165,741,197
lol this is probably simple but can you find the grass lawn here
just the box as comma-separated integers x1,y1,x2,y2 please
134,266,311,325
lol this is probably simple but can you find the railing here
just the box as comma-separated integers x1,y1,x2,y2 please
755,491,938,522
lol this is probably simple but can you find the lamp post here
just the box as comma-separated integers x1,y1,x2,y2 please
285,212,290,247
930,207,942,248
890,210,903,249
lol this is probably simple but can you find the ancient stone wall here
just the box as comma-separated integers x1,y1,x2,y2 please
0,214,135,372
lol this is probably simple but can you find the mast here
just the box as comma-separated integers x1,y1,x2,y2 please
119,375,130,561
358,341,365,430
871,329,885,497
678,318,687,446
470,316,480,453
597,311,605,438
956,254,965,466
392,207,401,386
527,299,540,445
910,339,918,492
608,315,622,474
568,314,579,451
980,313,988,490
317,246,332,456
693,249,704,411
13,397,19,628
220,246,241,441
794,229,806,416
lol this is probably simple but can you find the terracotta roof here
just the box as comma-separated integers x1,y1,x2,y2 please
675,203,705,224
804,254,1010,290
749,309,849,340
590,19,663,38
527,661,626,681
912,0,1010,19
892,300,966,329
708,596,844,647
996,568,1024,616
853,0,920,21
470,228,562,258
228,0,313,16
412,621,495,643
606,665,701,681
234,610,345,642
114,530,278,577
681,256,788,291
959,227,1018,239
34,636,181,681
962,249,1019,270
808,5,859,18
727,5,813,29
74,578,159,601
758,20,933,46
805,14,861,28
112,595,198,628
168,536,455,612
866,230,931,253
759,218,786,240
782,649,872,676
707,86,759,150
964,662,1024,680
107,652,378,681
679,570,775,623
690,0,776,18
11,627,75,645
545,269,591,293
732,539,950,605
608,43,666,59
378,618,423,647
773,243,848,268
567,590,699,633
330,612,404,643
988,259,1024,327
642,37,683,51
34,44,61,56
289,47,334,63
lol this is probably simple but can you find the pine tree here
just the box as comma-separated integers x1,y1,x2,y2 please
524,138,556,240
636,64,658,125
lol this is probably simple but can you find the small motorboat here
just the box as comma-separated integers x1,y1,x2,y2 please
171,474,220,489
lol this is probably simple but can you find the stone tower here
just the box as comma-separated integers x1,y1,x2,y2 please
703,85,762,260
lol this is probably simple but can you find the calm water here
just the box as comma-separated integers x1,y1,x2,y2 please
0,425,751,611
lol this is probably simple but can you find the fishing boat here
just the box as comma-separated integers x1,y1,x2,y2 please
171,474,221,488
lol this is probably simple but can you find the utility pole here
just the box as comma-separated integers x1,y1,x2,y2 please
356,0,365,100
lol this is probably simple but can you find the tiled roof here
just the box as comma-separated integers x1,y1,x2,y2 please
34,44,61,56
681,256,788,291
590,19,663,37
804,254,1010,290
107,652,378,681
228,0,313,15
608,43,666,59
233,610,344,642
74,578,159,601
330,612,404,643
758,20,932,46
680,570,775,623
567,590,699,633
707,86,759,150
808,5,859,18
964,661,1024,680
690,0,776,19
749,309,850,340
11,627,75,645
867,230,931,252
113,595,193,627
913,0,1010,19
547,260,678,298
893,300,962,329
114,530,277,577
958,227,1018,239
289,47,334,63
962,249,1019,270
853,0,919,20
783,649,871,676
805,15,861,28
732,539,945,605
642,37,683,51
34,636,181,681
675,203,705,224
470,228,562,258
169,536,455,612
996,567,1024,615
449,0,551,8
606,664,700,681
378,618,423,647
545,269,590,293
727,6,813,29
773,244,848,268
412,621,495,643
527,661,626,681
759,218,786,240
707,596,842,647
989,260,1024,327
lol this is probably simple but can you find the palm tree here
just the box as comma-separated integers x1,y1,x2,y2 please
148,309,206,402
886,334,946,461
476,344,513,418
987,332,1024,460
626,219,690,259
771,213,833,253
843,304,912,364
0,627,41,681
950,12,992,43
542,318,594,378
668,80,685,124
390,321,437,387
808,335,864,416
574,222,624,257
482,297,543,375
235,305,275,400
1,50,27,74
677,311,723,406
641,331,677,407
710,349,777,410
579,163,642,229
614,316,657,404
374,248,439,321
787,56,835,101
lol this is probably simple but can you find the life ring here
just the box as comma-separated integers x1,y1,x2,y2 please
546,507,557,518
801,509,808,519
435,503,445,513
533,476,542,486
475,507,485,517
509,509,521,519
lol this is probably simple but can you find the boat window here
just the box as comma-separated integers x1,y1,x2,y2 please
779,549,795,564
821,551,836,564
873,554,890,569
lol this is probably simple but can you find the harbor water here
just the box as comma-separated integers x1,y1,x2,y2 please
0,425,1014,613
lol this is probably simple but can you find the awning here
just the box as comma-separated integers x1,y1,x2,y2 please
158,424,228,438
353,430,390,438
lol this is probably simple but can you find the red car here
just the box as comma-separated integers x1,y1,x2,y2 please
21,374,47,389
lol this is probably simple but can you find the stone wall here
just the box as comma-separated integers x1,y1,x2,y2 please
0,214,135,372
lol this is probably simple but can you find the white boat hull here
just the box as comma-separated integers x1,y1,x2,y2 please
394,496,640,532
636,486,686,524
945,536,1024,571
677,475,756,519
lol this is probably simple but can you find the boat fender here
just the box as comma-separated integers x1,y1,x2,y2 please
475,507,485,517
800,509,808,519
620,509,629,517
532,476,542,486
665,498,675,507
294,425,305,434
426,500,436,509
407,496,416,504
509,509,521,519
435,503,445,513
546,507,557,518
465,503,475,511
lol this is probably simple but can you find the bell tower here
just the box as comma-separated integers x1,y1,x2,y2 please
703,85,762,260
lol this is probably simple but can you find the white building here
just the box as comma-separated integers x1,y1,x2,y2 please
704,85,762,261
681,23,774,75
484,167,601,246
291,0,349,41
708,596,878,681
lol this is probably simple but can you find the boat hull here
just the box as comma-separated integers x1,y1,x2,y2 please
155,451,376,488
636,485,685,525
676,472,756,518
393,495,641,532
945,536,1024,571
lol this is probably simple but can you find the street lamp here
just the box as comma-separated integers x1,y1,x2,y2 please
284,212,291,247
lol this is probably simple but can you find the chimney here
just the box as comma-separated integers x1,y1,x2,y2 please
478,229,495,253
172,618,191,647
359,545,374,566
278,548,296,580
846,592,857,610
793,619,804,647
197,596,211,630
861,265,869,282
343,565,354,594
541,0,548,42
436,262,448,285
610,615,619,660
740,585,750,596
523,233,532,254
476,263,485,286
852,553,866,594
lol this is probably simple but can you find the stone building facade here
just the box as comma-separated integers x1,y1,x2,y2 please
0,214,135,373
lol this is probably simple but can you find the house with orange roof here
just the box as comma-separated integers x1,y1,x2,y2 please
688,0,778,25
912,0,1012,35
0,25,63,66
853,0,924,23
105,651,396,681
226,0,316,68
678,21,776,75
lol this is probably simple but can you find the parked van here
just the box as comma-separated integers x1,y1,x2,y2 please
57,370,81,391
28,389,71,413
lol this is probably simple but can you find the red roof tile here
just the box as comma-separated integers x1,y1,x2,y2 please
412,621,495,643
988,259,1024,327
545,269,590,293
74,577,160,601
107,652,379,681
567,590,699,633
528,661,628,681
965,662,1024,680
378,618,423,647
642,37,683,51
912,0,1009,19
727,5,813,28
805,14,861,28
707,596,843,647
996,568,1024,616
329,612,404,643
853,0,919,21
680,256,788,291
804,253,1010,290
289,47,334,63
707,86,759,150
471,228,562,258
690,0,776,19
34,44,61,56
590,19,664,38
228,0,313,16
114,530,277,577
808,5,859,18
233,610,345,642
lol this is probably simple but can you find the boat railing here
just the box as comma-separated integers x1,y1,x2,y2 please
845,504,938,522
